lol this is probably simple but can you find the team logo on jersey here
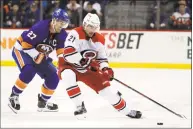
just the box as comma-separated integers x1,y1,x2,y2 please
81,50,98,60
36,44,54,54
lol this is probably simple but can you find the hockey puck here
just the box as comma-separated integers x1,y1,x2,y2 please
157,122,163,125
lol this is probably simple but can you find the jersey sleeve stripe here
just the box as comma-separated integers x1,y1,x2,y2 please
96,58,108,64
98,61,108,64
96,58,108,61
17,36,23,44
17,36,33,49
21,42,33,49
64,51,78,58
64,46,76,55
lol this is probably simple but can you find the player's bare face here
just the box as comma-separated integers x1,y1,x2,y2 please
55,20,67,33
84,24,98,37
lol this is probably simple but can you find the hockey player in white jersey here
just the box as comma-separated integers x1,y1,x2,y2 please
58,13,142,119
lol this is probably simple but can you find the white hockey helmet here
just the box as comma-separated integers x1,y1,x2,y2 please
83,13,100,32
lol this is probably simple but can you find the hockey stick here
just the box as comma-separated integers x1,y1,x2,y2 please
112,77,186,119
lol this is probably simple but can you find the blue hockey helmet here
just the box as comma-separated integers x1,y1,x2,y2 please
52,8,69,28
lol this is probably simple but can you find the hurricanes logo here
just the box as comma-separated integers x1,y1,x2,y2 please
81,50,98,60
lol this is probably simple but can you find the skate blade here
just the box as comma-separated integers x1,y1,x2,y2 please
75,114,87,120
8,103,18,114
37,108,58,112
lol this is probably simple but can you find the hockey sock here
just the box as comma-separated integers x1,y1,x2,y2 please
12,65,36,95
41,84,55,101
61,69,83,108
66,85,83,107
40,73,59,101
98,86,130,115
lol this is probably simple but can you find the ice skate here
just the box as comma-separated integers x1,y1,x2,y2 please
74,101,87,120
37,94,58,112
127,110,142,119
8,93,20,114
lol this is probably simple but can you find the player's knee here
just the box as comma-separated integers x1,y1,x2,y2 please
19,65,36,84
45,72,59,90
98,86,111,96
98,86,120,104
51,72,60,85
61,69,77,86
61,69,75,78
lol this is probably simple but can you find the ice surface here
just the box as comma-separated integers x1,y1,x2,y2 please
1,67,191,128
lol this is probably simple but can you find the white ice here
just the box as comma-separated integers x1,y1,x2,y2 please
1,67,191,128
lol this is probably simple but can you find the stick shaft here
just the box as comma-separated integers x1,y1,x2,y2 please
113,78,184,118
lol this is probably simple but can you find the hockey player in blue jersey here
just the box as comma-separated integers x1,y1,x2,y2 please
8,8,69,113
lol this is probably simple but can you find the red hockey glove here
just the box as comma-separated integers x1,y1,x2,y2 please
102,67,114,81
57,57,65,80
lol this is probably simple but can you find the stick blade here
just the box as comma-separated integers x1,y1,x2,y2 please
177,114,187,119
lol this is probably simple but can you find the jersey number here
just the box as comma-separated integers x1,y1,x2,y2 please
27,31,37,40
68,35,76,42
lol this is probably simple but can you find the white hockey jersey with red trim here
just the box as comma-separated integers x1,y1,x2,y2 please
63,26,109,72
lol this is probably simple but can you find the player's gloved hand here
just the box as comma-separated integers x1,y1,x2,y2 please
102,67,114,81
33,53,45,64
80,58,90,68
89,59,100,71
57,57,65,80
80,58,99,71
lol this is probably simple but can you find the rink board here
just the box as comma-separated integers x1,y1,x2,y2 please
0,29,191,69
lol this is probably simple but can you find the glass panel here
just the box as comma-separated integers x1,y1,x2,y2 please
1,0,191,30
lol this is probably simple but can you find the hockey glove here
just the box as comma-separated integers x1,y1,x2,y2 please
80,58,90,68
33,53,45,64
80,58,100,71
102,67,114,81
